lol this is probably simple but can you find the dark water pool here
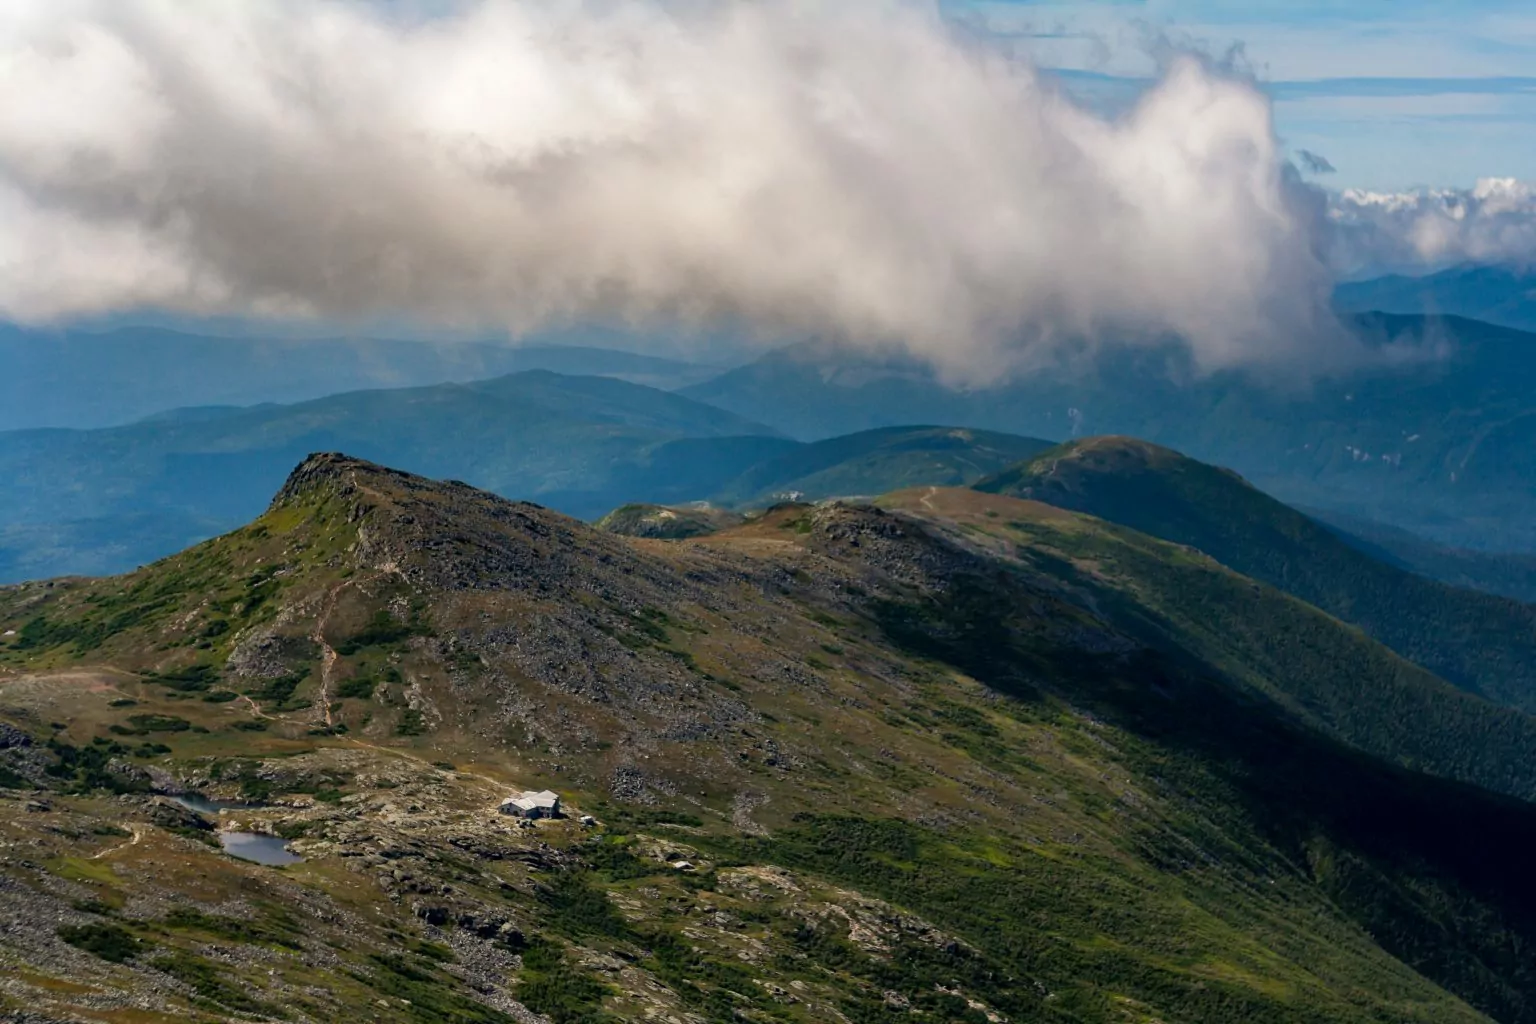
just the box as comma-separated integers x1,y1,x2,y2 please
170,793,264,815
219,831,302,866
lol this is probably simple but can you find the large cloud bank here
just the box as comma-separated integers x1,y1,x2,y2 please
0,0,1468,377
1329,179,1536,278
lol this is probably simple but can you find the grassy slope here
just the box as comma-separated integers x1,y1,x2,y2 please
976,436,1536,713
594,503,745,539
3,458,1536,1021
888,488,1536,803
710,426,1054,506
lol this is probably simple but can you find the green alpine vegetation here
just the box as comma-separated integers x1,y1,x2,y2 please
709,425,1054,506
595,503,745,539
4,454,1536,1022
976,435,1536,714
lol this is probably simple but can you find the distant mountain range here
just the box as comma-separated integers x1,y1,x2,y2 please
1335,265,1536,333
1307,506,1536,604
685,312,1536,551
12,265,1525,435
5,298,1536,578
0,370,774,580
0,373,1051,580
0,324,722,431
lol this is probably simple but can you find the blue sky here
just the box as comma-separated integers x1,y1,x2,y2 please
950,0,1536,190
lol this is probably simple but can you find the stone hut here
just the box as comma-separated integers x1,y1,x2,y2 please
499,790,561,819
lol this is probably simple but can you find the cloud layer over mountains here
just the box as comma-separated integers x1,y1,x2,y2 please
1330,179,1536,277
0,1,1531,377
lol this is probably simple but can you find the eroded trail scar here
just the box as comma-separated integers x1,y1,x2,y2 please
313,582,348,729
240,694,274,720
90,825,144,860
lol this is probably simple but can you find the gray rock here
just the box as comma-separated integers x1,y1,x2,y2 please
0,721,33,749
226,631,319,680
146,797,214,832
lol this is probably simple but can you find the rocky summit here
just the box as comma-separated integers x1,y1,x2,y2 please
3,454,1536,1023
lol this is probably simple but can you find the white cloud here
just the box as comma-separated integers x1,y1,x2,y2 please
0,0,1495,379
1329,179,1536,275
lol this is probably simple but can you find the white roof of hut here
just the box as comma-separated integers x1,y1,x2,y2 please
500,789,561,813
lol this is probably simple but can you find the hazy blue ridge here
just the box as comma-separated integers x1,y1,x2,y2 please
684,313,1536,551
1334,265,1536,332
0,324,723,432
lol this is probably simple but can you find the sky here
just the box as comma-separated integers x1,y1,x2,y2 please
957,0,1536,190
0,0,1532,375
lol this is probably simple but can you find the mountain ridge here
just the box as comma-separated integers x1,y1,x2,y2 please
711,425,1054,505
681,313,1536,550
975,435,1536,713
0,369,785,581
0,394,1052,581
6,455,1536,1019
1335,264,1536,332
0,323,724,432
9,454,1536,1019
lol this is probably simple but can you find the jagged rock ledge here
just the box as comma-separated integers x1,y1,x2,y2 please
271,452,403,508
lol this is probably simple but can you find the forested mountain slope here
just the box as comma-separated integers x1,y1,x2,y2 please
1306,506,1536,603
977,436,1536,713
